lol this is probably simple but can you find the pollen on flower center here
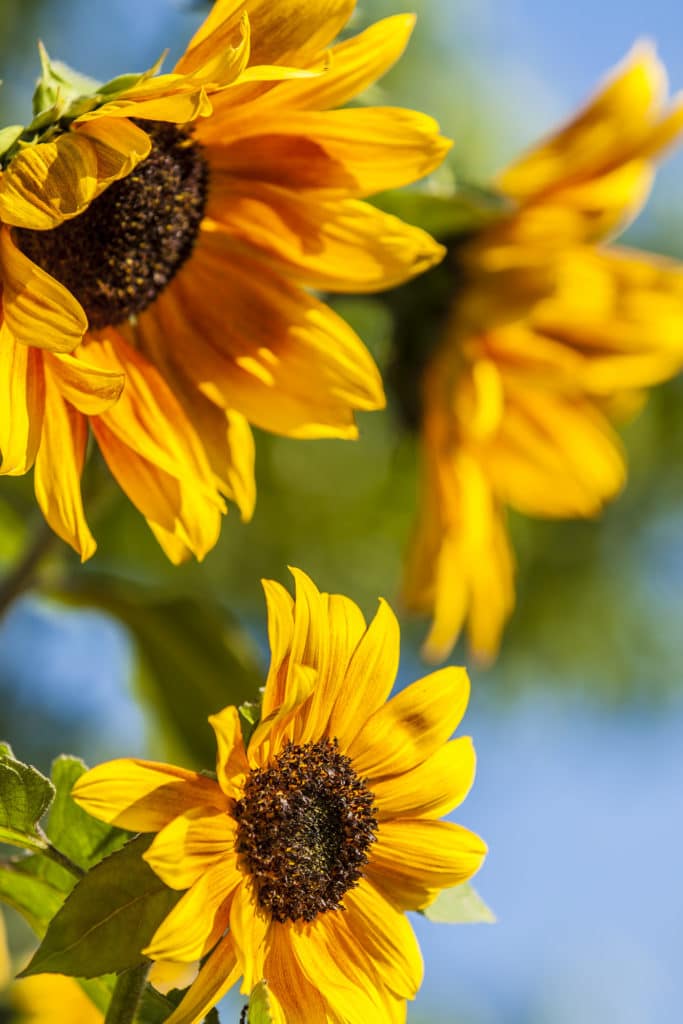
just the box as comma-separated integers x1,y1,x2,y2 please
15,120,209,328
233,738,378,923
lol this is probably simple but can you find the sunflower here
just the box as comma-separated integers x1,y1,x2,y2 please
73,568,486,1024
402,43,683,663
0,1,449,562
9,973,103,1024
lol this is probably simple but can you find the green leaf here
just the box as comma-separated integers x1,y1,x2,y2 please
248,980,275,1023
61,578,264,767
373,184,512,241
0,744,54,852
422,882,496,924
20,836,181,979
0,858,65,934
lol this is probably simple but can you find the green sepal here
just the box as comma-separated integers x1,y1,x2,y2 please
0,742,54,852
0,125,25,159
32,42,101,118
239,700,262,747
421,882,496,924
19,835,181,979
97,51,167,98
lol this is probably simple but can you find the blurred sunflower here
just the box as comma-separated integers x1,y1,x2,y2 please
73,568,486,1024
0,0,449,562
9,974,102,1024
402,43,683,663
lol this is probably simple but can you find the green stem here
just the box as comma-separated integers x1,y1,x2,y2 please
104,963,151,1024
35,827,85,880
0,519,57,619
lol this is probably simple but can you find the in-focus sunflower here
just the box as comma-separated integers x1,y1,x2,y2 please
0,1,449,562
402,43,683,663
73,568,486,1024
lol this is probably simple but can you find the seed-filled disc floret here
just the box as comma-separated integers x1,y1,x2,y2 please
233,738,378,923
16,120,209,328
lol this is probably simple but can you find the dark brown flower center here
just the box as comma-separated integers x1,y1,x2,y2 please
15,120,209,328
233,738,378,923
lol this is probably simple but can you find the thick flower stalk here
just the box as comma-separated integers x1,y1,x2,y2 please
403,43,683,663
73,568,486,1024
0,0,449,562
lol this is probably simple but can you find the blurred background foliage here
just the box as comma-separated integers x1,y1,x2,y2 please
1,2,683,1023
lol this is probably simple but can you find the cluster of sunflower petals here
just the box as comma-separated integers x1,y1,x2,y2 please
0,0,449,563
402,42,683,664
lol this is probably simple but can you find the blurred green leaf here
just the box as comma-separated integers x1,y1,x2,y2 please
422,883,496,924
0,858,64,933
373,183,511,241
20,836,180,979
46,756,127,872
248,980,275,1023
61,577,264,768
0,743,54,852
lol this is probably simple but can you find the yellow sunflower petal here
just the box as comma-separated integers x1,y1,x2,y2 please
367,819,488,912
260,578,296,717
79,85,212,125
0,228,87,352
46,350,124,415
209,705,250,797
249,14,417,112
0,324,45,476
174,9,251,87
34,374,95,560
263,923,328,1024
229,878,271,992
206,185,445,292
371,737,476,821
140,231,385,439
143,861,237,962
144,806,237,890
347,666,470,777
0,134,97,229
74,116,152,187
86,331,224,560
162,934,240,1024
203,107,450,196
498,41,672,199
71,758,227,832
326,598,400,748
235,0,355,67
341,878,423,999
289,917,389,1023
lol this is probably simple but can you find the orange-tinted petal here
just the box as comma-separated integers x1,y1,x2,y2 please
204,108,450,197
139,229,384,439
206,184,445,292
